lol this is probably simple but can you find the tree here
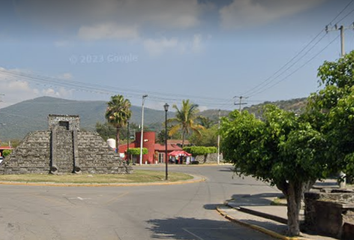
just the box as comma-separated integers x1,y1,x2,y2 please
105,95,132,150
306,51,354,181
168,99,204,147
96,121,140,142
156,126,181,144
189,125,218,147
196,116,214,129
220,105,328,236
183,146,217,163
95,122,116,141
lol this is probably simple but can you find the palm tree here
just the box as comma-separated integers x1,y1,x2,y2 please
197,116,214,129
168,99,204,147
105,95,132,151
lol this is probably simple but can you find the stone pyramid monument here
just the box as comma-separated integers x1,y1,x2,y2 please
0,115,132,174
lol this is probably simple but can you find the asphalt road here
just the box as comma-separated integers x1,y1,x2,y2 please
0,165,279,240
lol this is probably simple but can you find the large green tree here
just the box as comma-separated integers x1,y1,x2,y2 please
168,99,204,147
105,95,132,150
220,105,328,236
306,51,354,181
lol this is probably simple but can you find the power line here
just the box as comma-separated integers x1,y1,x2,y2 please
240,0,354,99
0,68,234,110
330,0,354,25
248,34,340,97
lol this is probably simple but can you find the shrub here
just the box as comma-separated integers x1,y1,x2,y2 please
127,148,148,155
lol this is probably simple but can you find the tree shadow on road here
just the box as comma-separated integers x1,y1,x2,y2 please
230,192,284,206
147,216,274,239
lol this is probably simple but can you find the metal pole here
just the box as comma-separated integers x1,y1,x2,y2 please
164,103,169,180
339,26,346,188
239,96,242,111
340,25,345,57
139,95,148,165
127,121,130,164
217,109,220,165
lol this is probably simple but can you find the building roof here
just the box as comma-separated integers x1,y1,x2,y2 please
154,143,182,152
0,146,13,150
167,139,190,145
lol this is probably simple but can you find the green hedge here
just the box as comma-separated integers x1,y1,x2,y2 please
2,150,12,157
183,146,217,156
127,148,148,155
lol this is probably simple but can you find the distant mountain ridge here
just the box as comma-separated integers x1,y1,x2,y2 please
0,97,171,141
0,96,307,141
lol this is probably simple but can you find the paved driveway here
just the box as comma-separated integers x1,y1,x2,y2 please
0,165,279,239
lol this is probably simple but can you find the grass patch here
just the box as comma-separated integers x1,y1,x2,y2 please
0,170,193,184
270,197,287,206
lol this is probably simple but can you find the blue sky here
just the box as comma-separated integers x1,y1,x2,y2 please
0,0,354,113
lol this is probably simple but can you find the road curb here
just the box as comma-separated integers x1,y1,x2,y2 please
216,206,312,240
0,174,206,187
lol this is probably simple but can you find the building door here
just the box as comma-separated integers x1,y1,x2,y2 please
158,152,165,163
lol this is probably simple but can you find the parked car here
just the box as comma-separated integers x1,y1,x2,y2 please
0,156,3,164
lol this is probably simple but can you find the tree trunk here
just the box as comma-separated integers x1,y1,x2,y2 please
182,131,185,148
286,182,303,236
116,127,120,153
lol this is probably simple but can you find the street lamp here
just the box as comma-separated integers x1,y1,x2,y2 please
127,121,130,164
164,103,169,180
139,94,148,165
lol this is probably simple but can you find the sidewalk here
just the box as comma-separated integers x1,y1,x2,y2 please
216,192,337,240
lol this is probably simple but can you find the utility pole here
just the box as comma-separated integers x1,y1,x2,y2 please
326,23,354,57
234,96,248,111
139,94,148,165
217,109,221,165
326,24,354,188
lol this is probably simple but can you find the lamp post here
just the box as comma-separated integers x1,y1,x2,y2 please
139,94,148,165
127,121,130,164
164,103,169,180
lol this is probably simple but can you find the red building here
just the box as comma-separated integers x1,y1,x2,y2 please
118,131,183,164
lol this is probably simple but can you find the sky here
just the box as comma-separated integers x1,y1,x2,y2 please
0,0,354,113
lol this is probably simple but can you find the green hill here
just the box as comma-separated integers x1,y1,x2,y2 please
0,97,170,141
0,96,308,141
244,97,307,118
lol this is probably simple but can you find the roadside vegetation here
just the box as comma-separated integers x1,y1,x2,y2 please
220,50,354,237
0,170,193,184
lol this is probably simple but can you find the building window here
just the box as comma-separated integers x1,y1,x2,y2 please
59,121,69,130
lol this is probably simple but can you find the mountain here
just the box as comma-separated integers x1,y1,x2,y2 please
244,97,307,118
0,97,172,141
0,96,308,141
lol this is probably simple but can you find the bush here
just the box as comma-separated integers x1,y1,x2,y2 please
127,148,148,155
2,150,12,157
183,146,217,156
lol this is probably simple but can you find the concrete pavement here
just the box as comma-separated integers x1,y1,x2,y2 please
216,193,337,240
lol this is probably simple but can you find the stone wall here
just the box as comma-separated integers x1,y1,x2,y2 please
0,115,132,174
195,153,223,163
304,191,354,239
0,131,51,174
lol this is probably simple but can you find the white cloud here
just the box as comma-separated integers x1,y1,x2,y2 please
128,0,201,29
220,0,325,29
198,105,208,112
78,23,139,40
58,73,73,80
192,34,203,53
0,68,73,108
14,0,204,40
54,41,71,47
143,34,205,56
143,37,179,56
